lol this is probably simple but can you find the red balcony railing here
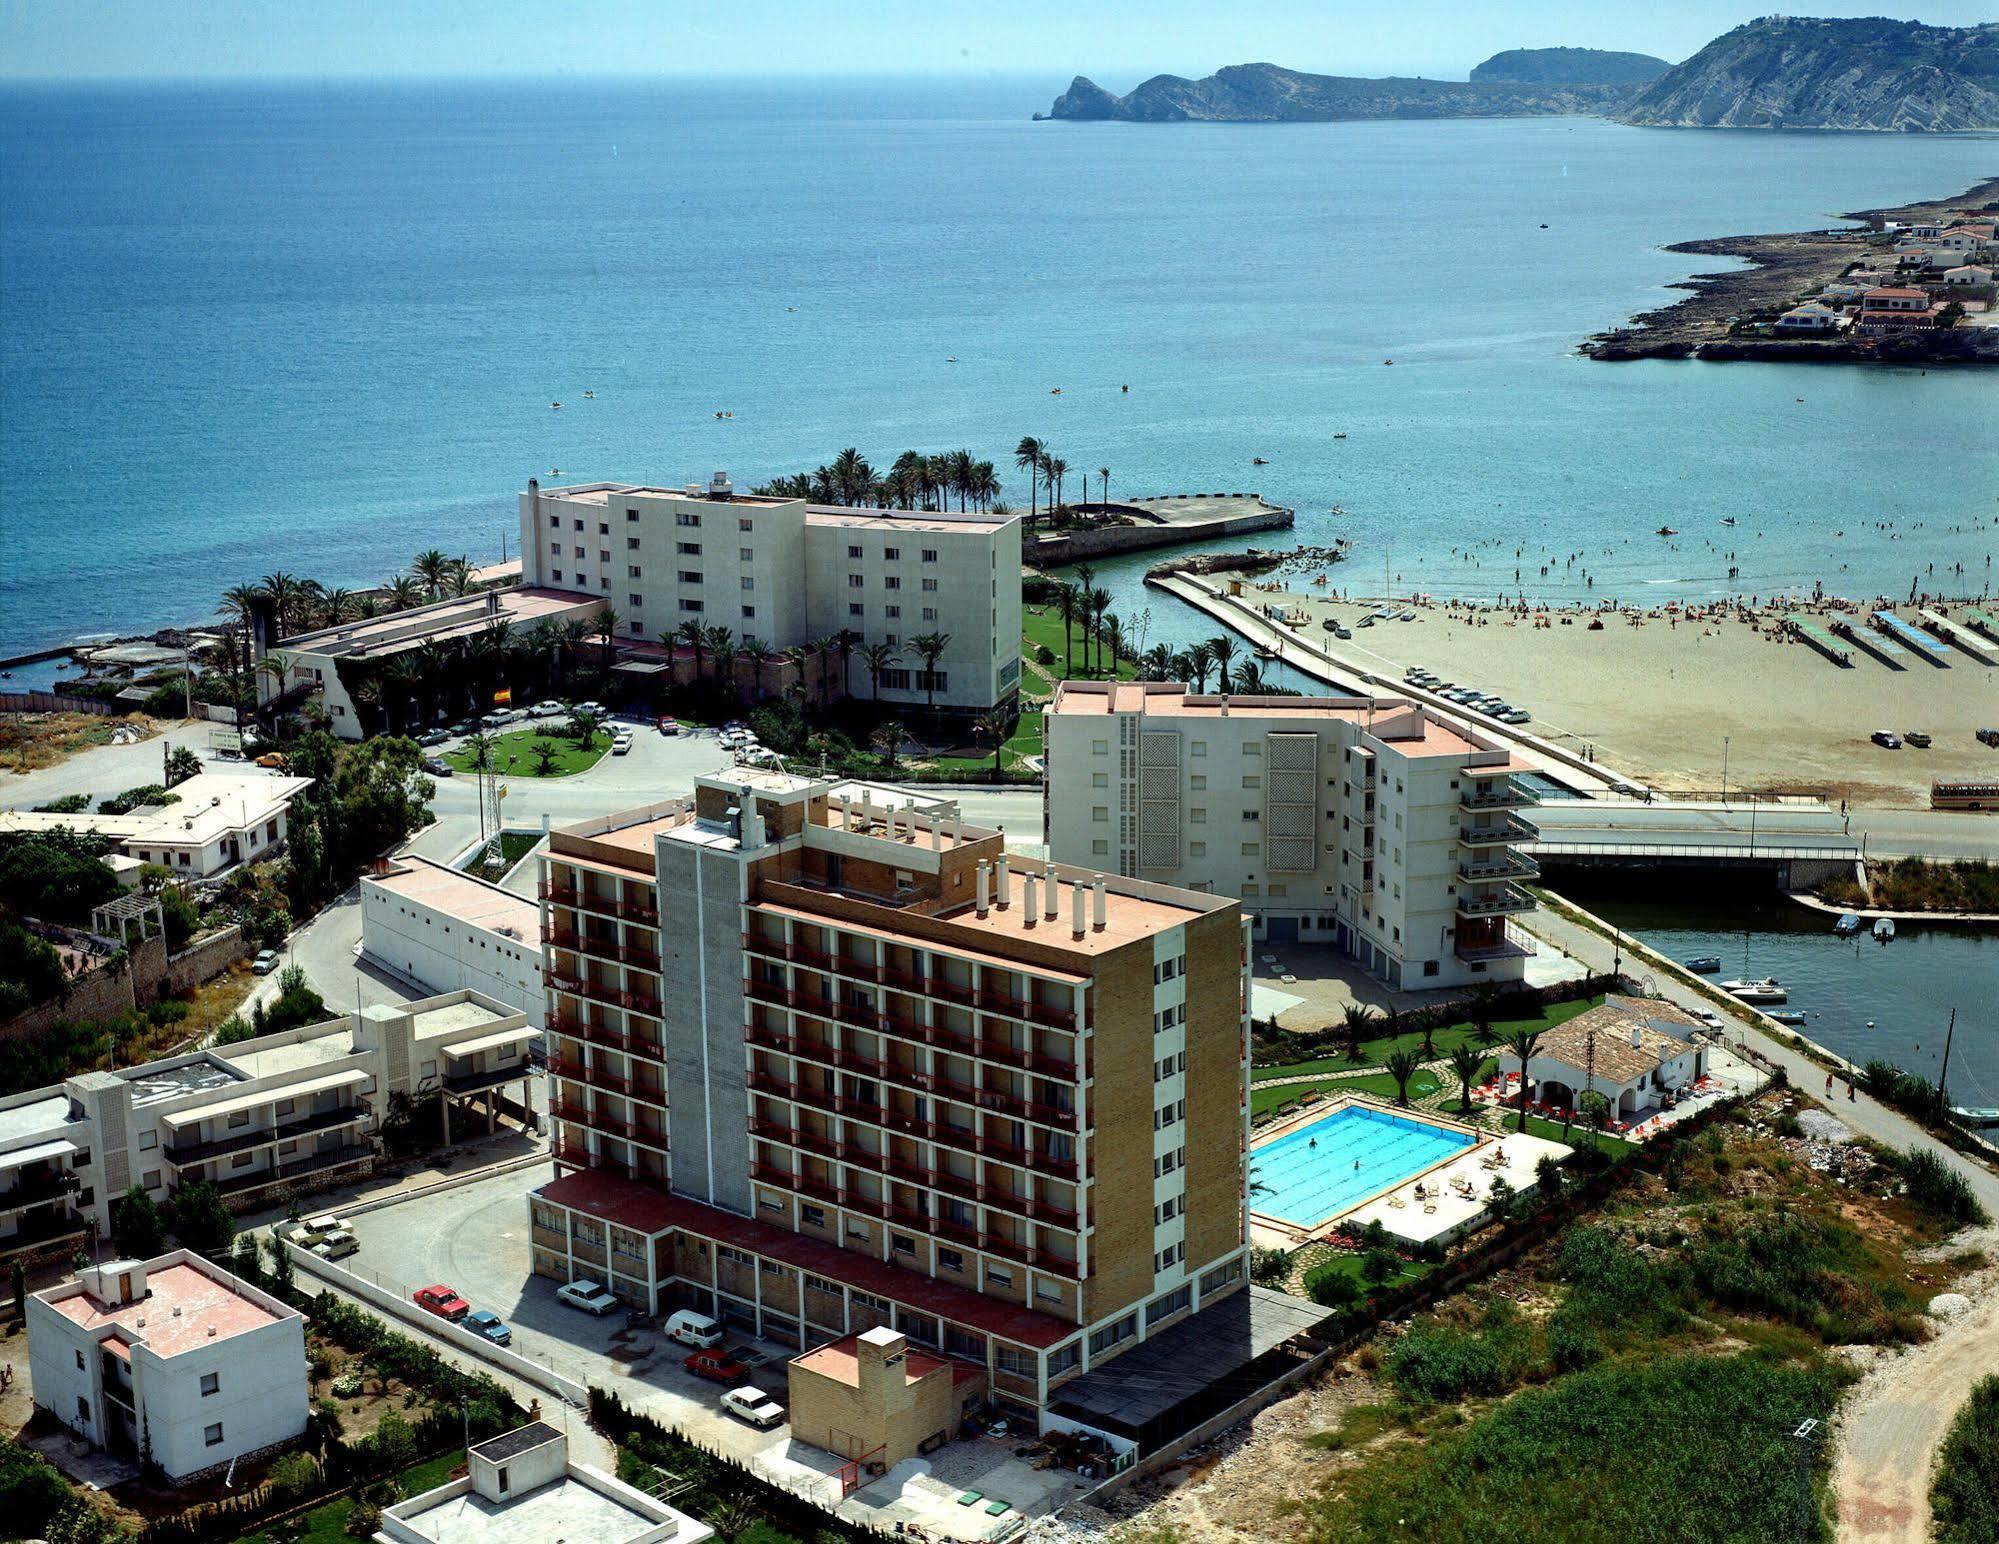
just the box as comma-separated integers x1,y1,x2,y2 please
746,1022,791,1054
630,1124,669,1152
881,1061,933,1095
747,1068,796,1100
551,1101,592,1125
746,979,790,1008
750,1162,795,1191
841,1189,890,1219
628,1082,668,1111
929,1167,980,1203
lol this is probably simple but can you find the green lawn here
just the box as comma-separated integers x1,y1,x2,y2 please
445,726,612,778
1254,998,1600,1083
1022,604,1137,687
238,1449,464,1544
1251,1067,1451,1118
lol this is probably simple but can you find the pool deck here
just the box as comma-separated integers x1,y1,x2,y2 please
1249,1094,1539,1248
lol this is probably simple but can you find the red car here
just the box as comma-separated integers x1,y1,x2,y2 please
413,1284,471,1322
685,1349,750,1384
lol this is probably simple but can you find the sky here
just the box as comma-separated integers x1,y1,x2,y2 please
3,1,1994,83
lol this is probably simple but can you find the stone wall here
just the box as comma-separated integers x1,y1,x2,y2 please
0,927,241,1043
1027,505,1293,567
166,925,248,993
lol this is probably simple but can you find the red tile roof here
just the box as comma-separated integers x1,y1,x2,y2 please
536,1170,1076,1349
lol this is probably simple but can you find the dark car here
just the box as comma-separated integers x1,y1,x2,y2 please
464,1310,512,1345
685,1350,751,1384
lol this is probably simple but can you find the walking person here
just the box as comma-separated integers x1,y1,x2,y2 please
1825,1071,1834,1098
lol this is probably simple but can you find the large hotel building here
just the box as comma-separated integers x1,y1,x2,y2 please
527,768,1252,1425
518,473,1022,714
1043,683,1541,990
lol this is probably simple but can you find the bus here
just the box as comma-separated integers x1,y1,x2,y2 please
1931,781,1999,811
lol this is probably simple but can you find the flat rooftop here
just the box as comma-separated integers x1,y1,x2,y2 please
0,1093,76,1147
393,1471,665,1544
940,874,1219,957
371,857,539,939
412,998,514,1041
282,588,598,660
793,1334,978,1389
219,1026,359,1080
48,1261,280,1355
805,505,1008,534
544,480,791,509
123,1057,246,1106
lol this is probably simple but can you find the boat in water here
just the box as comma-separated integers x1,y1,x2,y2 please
1834,913,1862,937
1767,1010,1808,1027
1684,955,1722,974
1873,918,1897,943
1950,1106,1999,1130
1721,978,1787,1004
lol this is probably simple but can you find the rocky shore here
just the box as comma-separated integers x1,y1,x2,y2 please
1583,176,1999,363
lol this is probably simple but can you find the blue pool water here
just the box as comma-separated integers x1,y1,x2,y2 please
1251,1105,1476,1227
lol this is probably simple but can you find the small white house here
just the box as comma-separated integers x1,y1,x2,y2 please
1775,303,1842,332
1498,996,1708,1125
361,857,545,1027
1944,264,1992,287
27,1252,308,1481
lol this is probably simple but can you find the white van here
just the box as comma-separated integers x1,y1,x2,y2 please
666,1309,724,1348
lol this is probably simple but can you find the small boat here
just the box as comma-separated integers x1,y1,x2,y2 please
1322,618,1340,632
1949,1106,1999,1130
1721,978,1787,1004
1684,956,1722,974
1252,457,1269,465
1656,526,1678,536
1834,912,1862,937
1721,517,1736,526
1050,387,1062,394
1255,645,1278,660
551,401,562,409
945,356,957,362
1768,1010,1808,1027
583,390,595,398
1333,432,1348,439
1873,917,1896,942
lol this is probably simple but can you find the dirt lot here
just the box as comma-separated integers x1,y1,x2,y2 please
0,710,154,774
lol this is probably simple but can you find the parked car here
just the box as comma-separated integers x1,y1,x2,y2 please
417,728,449,747
1870,730,1902,749
666,1310,724,1348
531,700,564,718
612,733,633,756
1979,728,1999,747
308,1228,360,1261
480,711,510,729
464,1310,512,1346
576,700,607,717
422,755,455,777
1904,731,1932,748
448,720,475,736
658,718,680,736
255,751,289,771
286,1214,348,1247
685,1350,751,1384
413,1284,471,1322
555,1279,619,1316
720,1387,786,1429
252,949,281,976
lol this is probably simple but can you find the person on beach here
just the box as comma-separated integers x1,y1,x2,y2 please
1847,1078,1856,1102
1825,1071,1834,1097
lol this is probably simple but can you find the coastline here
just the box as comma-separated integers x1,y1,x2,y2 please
1582,175,1999,362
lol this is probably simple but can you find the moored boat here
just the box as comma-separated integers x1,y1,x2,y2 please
1873,918,1896,942
1684,955,1722,974
1721,978,1787,1004
1767,1010,1807,1026
1834,913,1861,937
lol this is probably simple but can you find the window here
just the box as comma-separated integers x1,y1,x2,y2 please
1092,806,1109,822
1189,808,1206,824
1242,774,1262,789
138,1129,157,1151
78,1396,90,1422
922,607,938,621
985,1266,1013,1287
938,1247,965,1272
678,570,703,583
1092,772,1108,788
143,1169,161,1189
227,1109,251,1128
677,512,701,527
1191,740,1207,756
1091,839,1108,855
1088,1313,1136,1355
204,1423,224,1447
917,669,947,692
498,1467,510,1495
1147,1285,1192,1325
883,546,900,561
626,507,639,520
739,547,754,561
921,577,938,592
1200,1257,1244,1295
738,517,753,531
75,1349,85,1370
1092,739,1109,755
678,540,701,554
573,518,584,530
572,545,585,558
884,576,901,591
741,606,756,619
627,537,640,550
847,544,863,559
892,1233,916,1255
679,599,704,613
548,514,560,528
1189,841,1206,857
848,603,864,617
921,548,938,563
885,604,900,619
629,594,643,608
1190,774,1206,790
994,1343,1036,1377
880,667,911,690
551,570,562,582
200,1372,220,1396
848,573,864,588
629,564,642,577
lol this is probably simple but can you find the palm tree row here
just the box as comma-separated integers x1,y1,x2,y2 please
755,448,1002,514
1015,439,1114,531
1126,632,1297,697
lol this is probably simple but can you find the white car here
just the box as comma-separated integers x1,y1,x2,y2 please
612,733,633,756
720,1386,786,1429
556,1278,620,1316
576,701,607,717
287,1214,348,1248
530,700,563,718
309,1228,360,1261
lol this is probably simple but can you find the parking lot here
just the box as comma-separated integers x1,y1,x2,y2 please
322,1166,1099,1538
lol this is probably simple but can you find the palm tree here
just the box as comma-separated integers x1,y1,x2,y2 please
804,636,838,710
1503,1028,1545,1133
1340,1002,1377,1065
383,574,421,612
1055,584,1079,670
448,557,474,597
318,587,357,627
1086,588,1111,676
380,657,420,734
412,549,452,599
835,628,860,701
705,626,737,705
1233,662,1267,694
1186,640,1215,693
675,619,707,685
739,637,775,703
861,642,899,701
1208,635,1238,694
413,641,450,726
1014,437,1043,528
1100,614,1127,675
1448,1044,1485,1114
257,649,293,705
594,607,620,658
972,461,999,512
1385,1049,1425,1107
871,720,903,769
948,449,975,513
1047,456,1069,516
972,711,1009,779
1141,643,1173,681
1097,466,1111,511
1467,982,1504,1047
830,448,873,508
259,572,304,640
909,632,952,720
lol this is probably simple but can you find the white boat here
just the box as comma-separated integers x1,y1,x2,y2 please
1873,917,1896,942
1767,1010,1807,1027
1950,1106,1999,1130
1721,978,1787,1004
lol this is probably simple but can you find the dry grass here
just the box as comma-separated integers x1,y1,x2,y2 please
0,711,154,774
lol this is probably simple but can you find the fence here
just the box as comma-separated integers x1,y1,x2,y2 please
0,689,115,715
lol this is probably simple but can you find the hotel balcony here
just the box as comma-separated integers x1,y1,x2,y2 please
1460,779,1533,812
164,1105,368,1165
212,1145,371,1197
542,885,656,928
0,1204,89,1257
549,930,662,972
1456,884,1536,920
1455,920,1539,963
1458,812,1539,847
1458,850,1541,883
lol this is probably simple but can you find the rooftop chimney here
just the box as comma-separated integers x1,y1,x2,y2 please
1072,882,1086,940
976,862,991,918
1044,865,1060,920
1093,877,1108,932
1631,1022,1642,1049
994,855,1011,909
1022,872,1039,924
930,815,943,852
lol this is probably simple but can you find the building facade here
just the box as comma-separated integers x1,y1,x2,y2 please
527,770,1251,1427
518,474,1022,713
0,771,313,879
28,1252,308,1481
362,858,546,1027
1042,683,1540,989
0,991,534,1264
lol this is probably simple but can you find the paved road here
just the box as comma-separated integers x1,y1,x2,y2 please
0,719,225,809
1528,798,1860,861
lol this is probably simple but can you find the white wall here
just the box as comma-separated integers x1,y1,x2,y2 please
361,881,546,1027
140,1312,309,1479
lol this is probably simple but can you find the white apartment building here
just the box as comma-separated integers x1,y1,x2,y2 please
0,990,534,1265
0,771,314,879
362,857,545,1027
29,1251,308,1481
1044,683,1540,990
518,472,1023,713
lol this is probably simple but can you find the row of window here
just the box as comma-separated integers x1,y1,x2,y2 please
1152,1002,1186,1035
1153,1098,1185,1132
1153,1051,1186,1082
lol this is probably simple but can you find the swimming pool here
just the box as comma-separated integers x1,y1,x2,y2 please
1250,1102,1477,1229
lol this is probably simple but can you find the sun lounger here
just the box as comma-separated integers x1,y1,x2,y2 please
1423,1202,1437,1214
985,1501,1010,1517
957,1492,984,1507
1388,1196,1407,1209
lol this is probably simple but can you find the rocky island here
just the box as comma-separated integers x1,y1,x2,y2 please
1042,16,1999,132
1583,178,1999,365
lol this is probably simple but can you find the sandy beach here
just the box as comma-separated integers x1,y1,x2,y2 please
1258,586,1998,806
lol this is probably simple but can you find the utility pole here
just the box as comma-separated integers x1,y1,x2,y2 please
1790,1418,1820,1543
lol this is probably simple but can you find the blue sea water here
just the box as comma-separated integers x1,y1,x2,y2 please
1251,1104,1475,1227
1,76,1996,656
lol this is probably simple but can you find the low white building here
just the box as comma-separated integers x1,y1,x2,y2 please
1944,264,1992,287
1774,302,1842,332
0,771,313,878
362,857,545,1027
1497,995,1709,1123
28,1251,308,1481
379,1422,711,1544
0,990,536,1264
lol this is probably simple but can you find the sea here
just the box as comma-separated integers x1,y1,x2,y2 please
2,76,1997,665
